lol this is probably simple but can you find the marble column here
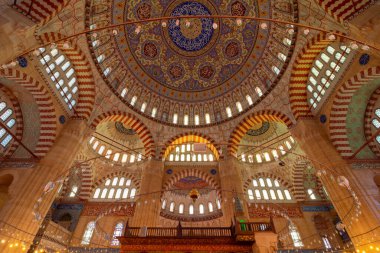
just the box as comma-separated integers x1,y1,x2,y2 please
130,159,164,227
0,119,92,253
290,118,380,247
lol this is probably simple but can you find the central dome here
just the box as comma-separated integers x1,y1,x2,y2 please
87,0,297,126
113,0,260,94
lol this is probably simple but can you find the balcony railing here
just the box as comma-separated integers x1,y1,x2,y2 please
124,219,275,238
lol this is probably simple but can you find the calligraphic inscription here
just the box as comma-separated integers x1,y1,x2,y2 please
248,204,303,218
82,202,135,216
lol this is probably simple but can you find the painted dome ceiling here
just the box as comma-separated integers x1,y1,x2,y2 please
86,0,297,126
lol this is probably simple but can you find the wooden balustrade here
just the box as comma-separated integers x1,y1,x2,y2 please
124,221,274,238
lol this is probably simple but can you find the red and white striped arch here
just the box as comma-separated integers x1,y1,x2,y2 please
93,171,141,193
329,66,380,158
314,0,375,23
364,87,380,158
163,168,221,199
160,132,221,160
37,32,96,120
0,68,57,158
228,110,293,156
289,33,339,120
90,111,155,157
0,85,24,158
12,0,70,24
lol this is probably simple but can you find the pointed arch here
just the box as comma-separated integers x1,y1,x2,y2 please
37,32,96,120
90,111,155,157
0,68,57,158
329,66,380,158
314,0,375,23
160,132,221,160
228,110,293,156
364,87,380,158
289,32,343,120
12,0,71,25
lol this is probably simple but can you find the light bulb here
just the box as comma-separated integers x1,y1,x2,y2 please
185,20,191,27
212,22,218,29
236,18,242,26
260,22,268,30
63,42,70,49
135,26,141,34
303,28,310,35
112,29,118,35
327,33,336,40
161,21,167,27
361,45,370,51
175,19,180,26
350,42,359,50
33,49,40,56
287,28,294,34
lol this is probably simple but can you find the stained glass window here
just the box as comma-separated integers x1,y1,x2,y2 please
81,221,95,245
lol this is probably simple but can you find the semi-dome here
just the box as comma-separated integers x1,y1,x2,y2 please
86,0,298,126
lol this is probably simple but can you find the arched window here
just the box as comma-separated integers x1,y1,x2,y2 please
183,115,189,125
246,95,253,105
199,204,204,214
272,66,280,75
216,199,221,209
189,204,194,215
247,178,293,202
111,222,124,246
0,100,16,148
226,107,232,117
208,202,213,212
93,188,101,198
278,52,287,61
130,188,136,198
98,145,105,155
162,199,167,209
179,203,184,214
236,102,243,112
69,186,78,197
322,236,332,249
169,202,175,212
81,221,95,245
307,44,351,110
121,88,128,97
141,102,147,112
255,87,263,97
38,47,78,110
205,113,211,124
130,96,137,106
173,113,178,124
151,107,157,117
194,114,200,125
289,224,303,247
307,189,317,200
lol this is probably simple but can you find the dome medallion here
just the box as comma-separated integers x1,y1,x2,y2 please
87,0,297,126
